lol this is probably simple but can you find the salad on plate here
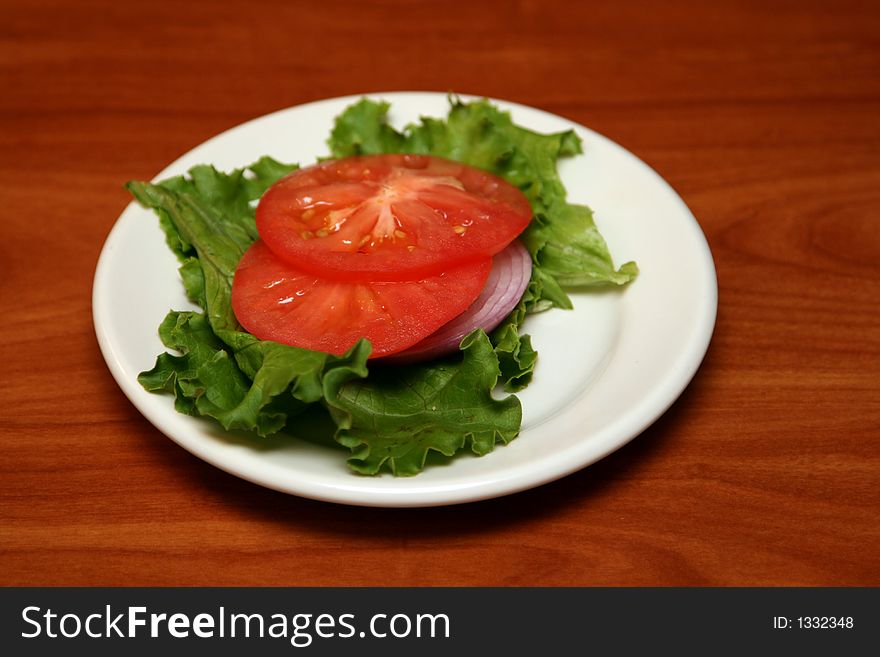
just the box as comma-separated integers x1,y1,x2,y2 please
127,97,637,476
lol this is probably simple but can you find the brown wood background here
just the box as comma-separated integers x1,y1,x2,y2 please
2,0,878,586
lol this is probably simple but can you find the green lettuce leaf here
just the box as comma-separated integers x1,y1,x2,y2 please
329,99,406,156
126,155,298,333
490,277,541,392
138,311,371,436
521,202,640,287
324,330,521,476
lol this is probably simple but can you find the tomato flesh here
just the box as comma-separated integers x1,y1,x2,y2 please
256,154,532,281
232,240,492,357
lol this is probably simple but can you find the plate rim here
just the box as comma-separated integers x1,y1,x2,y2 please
93,91,717,507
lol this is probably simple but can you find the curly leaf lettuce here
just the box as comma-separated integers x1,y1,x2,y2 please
138,311,370,436
324,330,521,476
131,97,635,475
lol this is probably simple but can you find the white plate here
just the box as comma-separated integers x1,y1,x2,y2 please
93,92,716,507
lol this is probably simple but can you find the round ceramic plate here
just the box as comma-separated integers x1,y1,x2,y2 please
93,92,716,507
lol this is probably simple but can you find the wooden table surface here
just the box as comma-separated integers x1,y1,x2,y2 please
2,0,878,586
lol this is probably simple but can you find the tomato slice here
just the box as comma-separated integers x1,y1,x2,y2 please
256,154,532,281
231,240,492,357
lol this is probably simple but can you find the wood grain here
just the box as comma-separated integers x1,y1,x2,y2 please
1,0,878,586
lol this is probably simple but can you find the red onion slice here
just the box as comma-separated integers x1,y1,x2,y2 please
379,240,532,365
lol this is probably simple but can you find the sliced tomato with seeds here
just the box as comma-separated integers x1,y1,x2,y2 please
256,154,532,281
231,240,492,357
